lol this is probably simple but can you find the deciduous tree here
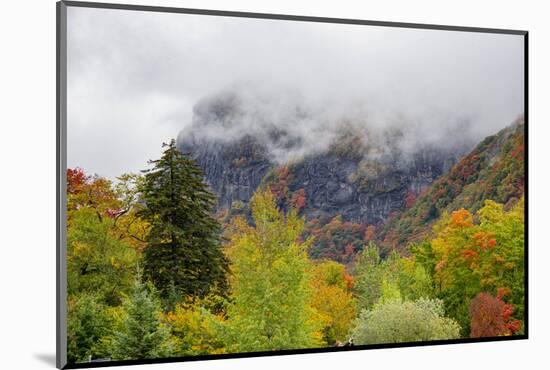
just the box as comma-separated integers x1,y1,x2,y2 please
67,207,138,306
224,189,321,351
431,198,525,335
352,298,460,344
310,261,356,344
469,290,521,338
163,298,226,356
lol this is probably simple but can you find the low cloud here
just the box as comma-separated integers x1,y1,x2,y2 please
67,7,524,177
177,84,486,165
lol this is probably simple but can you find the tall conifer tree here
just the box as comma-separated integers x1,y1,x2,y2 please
139,139,228,301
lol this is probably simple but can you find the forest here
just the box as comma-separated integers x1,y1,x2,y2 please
66,129,525,363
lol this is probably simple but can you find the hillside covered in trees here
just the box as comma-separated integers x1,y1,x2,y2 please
380,119,525,253
67,116,525,364
63,5,528,365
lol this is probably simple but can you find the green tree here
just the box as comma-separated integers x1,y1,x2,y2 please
67,294,110,363
224,189,322,352
352,297,460,345
476,198,525,321
138,139,228,302
110,271,174,360
352,242,384,310
67,207,138,306
410,241,438,288
353,243,433,311
395,257,434,301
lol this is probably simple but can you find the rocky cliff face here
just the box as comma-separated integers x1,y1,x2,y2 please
177,89,474,227
284,148,460,225
179,129,466,227
179,135,272,210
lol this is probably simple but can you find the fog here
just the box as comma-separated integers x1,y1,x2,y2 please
67,6,524,178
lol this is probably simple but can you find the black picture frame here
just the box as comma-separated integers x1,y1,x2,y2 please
56,1,529,368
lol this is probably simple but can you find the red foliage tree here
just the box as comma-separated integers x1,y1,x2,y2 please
342,243,355,265
67,167,87,195
344,243,354,256
66,167,119,221
469,290,521,338
290,188,306,211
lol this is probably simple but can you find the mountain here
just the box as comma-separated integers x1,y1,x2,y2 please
380,118,525,253
175,92,500,262
177,92,471,227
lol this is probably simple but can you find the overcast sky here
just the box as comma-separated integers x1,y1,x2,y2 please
67,6,524,179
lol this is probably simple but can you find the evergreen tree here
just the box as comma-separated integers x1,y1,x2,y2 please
139,139,228,301
111,271,174,360
67,294,110,363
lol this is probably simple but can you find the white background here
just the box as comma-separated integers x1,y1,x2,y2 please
0,0,547,369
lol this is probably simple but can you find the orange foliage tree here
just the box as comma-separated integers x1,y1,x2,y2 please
470,290,521,337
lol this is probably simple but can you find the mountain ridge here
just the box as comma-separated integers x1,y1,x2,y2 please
380,117,525,253
177,93,524,260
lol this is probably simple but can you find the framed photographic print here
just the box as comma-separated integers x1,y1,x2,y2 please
57,1,528,368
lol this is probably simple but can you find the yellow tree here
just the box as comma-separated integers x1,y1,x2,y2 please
162,296,226,356
310,261,356,345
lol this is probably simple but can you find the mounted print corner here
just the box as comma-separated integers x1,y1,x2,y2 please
56,1,528,368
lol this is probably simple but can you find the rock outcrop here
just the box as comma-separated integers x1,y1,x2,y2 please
177,89,474,227
179,132,466,226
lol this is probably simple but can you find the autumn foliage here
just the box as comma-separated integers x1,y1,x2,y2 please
310,261,357,344
269,166,291,202
305,215,366,264
380,123,525,253
428,198,525,334
470,290,521,337
65,121,525,364
290,188,307,211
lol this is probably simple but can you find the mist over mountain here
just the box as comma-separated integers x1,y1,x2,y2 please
176,88,524,263
66,6,525,262
177,85,479,166
67,8,524,179
175,85,512,230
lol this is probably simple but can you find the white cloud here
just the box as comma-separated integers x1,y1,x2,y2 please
67,6,524,178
